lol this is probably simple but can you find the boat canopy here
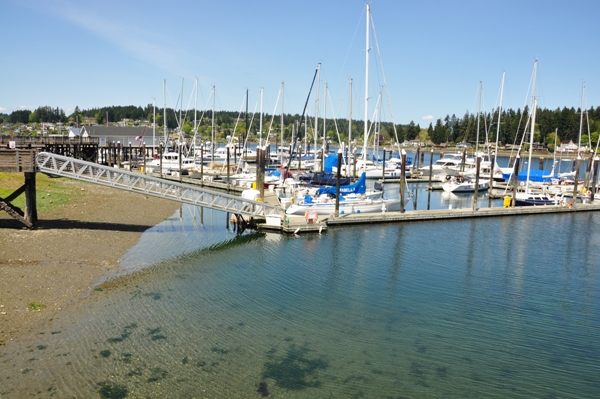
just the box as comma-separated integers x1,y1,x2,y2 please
324,153,338,173
502,169,556,182
316,172,367,196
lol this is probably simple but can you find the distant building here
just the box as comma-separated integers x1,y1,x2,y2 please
81,126,160,147
67,127,85,138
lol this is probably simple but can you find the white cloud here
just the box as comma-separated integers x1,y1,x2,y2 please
422,115,434,121
21,0,199,77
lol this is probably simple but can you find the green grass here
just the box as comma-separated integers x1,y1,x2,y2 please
0,172,82,213
28,302,46,311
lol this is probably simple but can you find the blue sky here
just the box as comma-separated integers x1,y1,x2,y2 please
3,0,599,125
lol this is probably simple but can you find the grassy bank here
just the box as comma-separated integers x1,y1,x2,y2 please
0,172,79,213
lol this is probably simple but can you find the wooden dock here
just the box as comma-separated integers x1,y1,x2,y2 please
0,149,38,227
3,149,599,233
158,172,600,234
324,202,600,226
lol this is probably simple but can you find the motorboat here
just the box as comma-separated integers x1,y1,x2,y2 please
418,153,465,181
442,174,490,193
144,151,196,175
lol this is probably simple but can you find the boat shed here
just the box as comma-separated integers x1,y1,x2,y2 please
80,126,159,147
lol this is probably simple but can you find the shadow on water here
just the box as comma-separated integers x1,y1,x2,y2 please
190,231,266,255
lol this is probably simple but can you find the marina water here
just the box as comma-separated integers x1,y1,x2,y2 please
2,188,600,398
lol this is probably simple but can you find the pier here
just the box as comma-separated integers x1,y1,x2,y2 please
1,149,599,233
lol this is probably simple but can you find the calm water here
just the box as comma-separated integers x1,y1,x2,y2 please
2,203,600,398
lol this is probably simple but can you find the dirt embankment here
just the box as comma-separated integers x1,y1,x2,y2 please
0,174,180,346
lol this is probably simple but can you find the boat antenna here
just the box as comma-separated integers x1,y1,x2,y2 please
287,64,319,170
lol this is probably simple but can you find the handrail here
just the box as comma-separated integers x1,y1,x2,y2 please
35,152,281,218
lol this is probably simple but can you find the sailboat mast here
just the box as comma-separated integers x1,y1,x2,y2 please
245,89,249,160
259,87,264,147
494,71,505,151
525,59,538,194
348,78,353,155
163,79,167,146
180,78,184,147
323,83,327,153
152,97,156,149
475,81,482,155
280,82,284,164
211,85,215,160
194,78,198,141
363,3,371,161
314,63,321,169
578,82,585,158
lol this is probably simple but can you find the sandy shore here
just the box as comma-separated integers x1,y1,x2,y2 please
0,175,180,347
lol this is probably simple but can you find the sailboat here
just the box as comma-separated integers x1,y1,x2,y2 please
287,4,408,215
514,60,560,206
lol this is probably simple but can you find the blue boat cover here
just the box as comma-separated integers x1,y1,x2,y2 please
316,172,367,196
324,154,338,173
502,169,556,182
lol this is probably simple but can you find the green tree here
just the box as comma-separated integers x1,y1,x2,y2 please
10,110,31,124
590,131,599,149
95,111,105,124
417,129,430,142
545,131,559,152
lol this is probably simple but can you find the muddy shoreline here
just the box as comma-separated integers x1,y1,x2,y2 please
0,176,180,348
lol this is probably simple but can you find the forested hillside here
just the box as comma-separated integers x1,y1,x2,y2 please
3,104,599,147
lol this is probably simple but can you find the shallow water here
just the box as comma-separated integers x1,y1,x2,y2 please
2,204,600,398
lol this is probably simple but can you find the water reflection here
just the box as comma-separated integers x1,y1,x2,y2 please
2,204,600,398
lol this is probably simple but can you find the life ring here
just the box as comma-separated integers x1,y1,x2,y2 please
587,190,592,197
445,175,451,181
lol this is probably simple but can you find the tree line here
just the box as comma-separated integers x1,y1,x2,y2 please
3,104,599,148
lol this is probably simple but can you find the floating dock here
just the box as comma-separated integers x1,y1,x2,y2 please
257,186,600,234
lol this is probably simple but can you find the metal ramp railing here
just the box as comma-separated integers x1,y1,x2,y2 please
36,152,282,218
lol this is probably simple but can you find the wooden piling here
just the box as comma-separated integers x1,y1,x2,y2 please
591,156,599,203
353,147,357,178
117,142,122,169
428,149,433,189
159,144,164,178
572,157,581,208
178,145,182,182
400,151,406,213
259,147,265,200
142,144,147,174
584,152,593,188
511,155,520,207
382,149,386,182
200,145,204,185
227,147,231,192
473,156,481,211
24,172,37,224
335,150,342,217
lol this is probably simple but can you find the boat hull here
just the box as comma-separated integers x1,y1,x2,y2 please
285,198,402,216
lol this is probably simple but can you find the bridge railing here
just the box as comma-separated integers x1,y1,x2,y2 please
36,152,282,218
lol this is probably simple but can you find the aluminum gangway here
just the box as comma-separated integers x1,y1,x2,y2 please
36,152,282,219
